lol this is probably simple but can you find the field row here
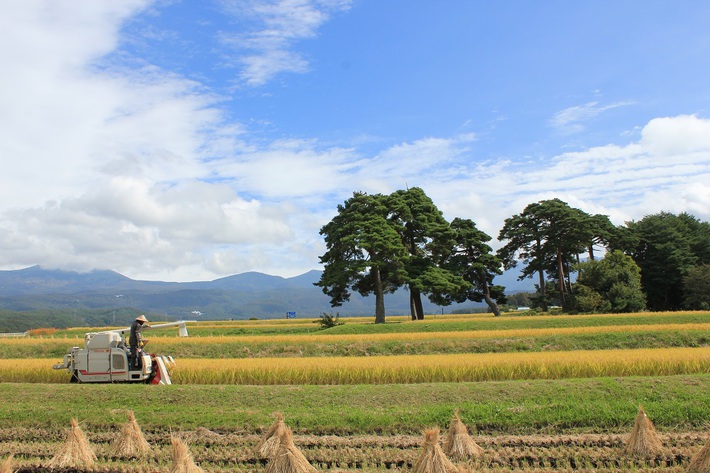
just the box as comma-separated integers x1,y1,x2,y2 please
5,321,710,359
172,347,710,385
23,322,710,345
6,329,710,360
4,347,710,385
1,428,708,473
47,311,710,337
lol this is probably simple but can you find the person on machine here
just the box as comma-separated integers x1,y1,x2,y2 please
129,315,149,369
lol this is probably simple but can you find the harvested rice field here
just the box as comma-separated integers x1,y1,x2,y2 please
1,424,709,472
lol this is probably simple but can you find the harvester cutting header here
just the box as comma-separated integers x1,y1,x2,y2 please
53,315,194,385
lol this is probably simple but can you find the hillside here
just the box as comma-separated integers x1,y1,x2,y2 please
0,266,532,325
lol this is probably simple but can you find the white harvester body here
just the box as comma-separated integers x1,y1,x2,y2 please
53,320,192,384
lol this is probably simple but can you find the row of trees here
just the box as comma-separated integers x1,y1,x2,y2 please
316,189,710,322
316,188,505,323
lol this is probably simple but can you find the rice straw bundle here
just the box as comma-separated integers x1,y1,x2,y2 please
255,412,290,459
187,427,222,443
687,436,710,473
413,428,459,473
624,406,663,457
169,435,204,473
264,429,317,473
0,454,14,473
443,411,483,461
112,410,151,457
47,418,97,469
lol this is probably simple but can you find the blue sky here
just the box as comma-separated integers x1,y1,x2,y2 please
1,0,709,284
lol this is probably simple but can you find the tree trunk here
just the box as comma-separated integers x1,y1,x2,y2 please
409,290,417,320
373,267,386,324
536,239,548,311
410,288,425,320
483,283,501,317
537,268,547,311
556,247,566,305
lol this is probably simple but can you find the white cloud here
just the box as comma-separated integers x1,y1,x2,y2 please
1,3,708,283
549,100,634,134
219,0,352,86
504,115,710,224
0,2,227,210
640,114,710,156
0,1,302,281
0,177,294,279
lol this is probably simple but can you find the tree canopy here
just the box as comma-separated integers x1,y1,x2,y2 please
439,217,505,316
316,188,505,321
317,191,709,319
315,192,407,323
623,212,710,311
387,188,462,320
683,264,710,310
497,199,613,311
573,250,646,313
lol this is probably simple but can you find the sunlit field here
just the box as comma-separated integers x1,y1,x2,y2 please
3,311,710,473
3,310,709,384
174,346,710,384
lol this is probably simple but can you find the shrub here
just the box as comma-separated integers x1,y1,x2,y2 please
315,313,344,329
26,328,58,337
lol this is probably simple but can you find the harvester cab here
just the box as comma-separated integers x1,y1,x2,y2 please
52,320,194,384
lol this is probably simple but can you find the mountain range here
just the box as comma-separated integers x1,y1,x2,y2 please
0,265,533,320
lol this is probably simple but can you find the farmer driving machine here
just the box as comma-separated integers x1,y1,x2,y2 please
53,319,193,384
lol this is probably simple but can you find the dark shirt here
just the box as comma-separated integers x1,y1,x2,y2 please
129,320,144,347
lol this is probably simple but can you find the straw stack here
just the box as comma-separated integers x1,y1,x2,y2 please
413,428,459,473
112,410,151,457
186,427,222,443
48,418,97,469
443,411,483,461
687,436,710,473
0,454,14,473
256,412,290,459
624,406,663,457
169,435,204,473
264,429,317,473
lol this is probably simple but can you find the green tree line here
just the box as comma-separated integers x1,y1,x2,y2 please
316,189,710,322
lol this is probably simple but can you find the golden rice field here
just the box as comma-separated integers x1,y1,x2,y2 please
7,321,710,347
1,310,709,384
4,346,710,385
126,321,710,344
169,347,710,384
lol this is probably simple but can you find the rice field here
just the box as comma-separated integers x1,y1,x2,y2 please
2,310,709,384
2,311,710,472
3,311,710,360
51,321,710,344
163,347,710,385
7,346,710,385
1,419,709,473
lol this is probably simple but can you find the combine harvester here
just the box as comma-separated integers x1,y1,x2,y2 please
53,320,194,385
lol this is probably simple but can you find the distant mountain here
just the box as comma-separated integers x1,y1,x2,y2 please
0,265,146,295
0,266,533,320
191,271,291,291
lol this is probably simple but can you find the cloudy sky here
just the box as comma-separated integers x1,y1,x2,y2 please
1,0,709,283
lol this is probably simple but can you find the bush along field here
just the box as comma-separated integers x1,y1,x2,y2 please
1,311,710,472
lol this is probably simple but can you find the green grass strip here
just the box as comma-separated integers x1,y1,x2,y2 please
1,374,708,436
